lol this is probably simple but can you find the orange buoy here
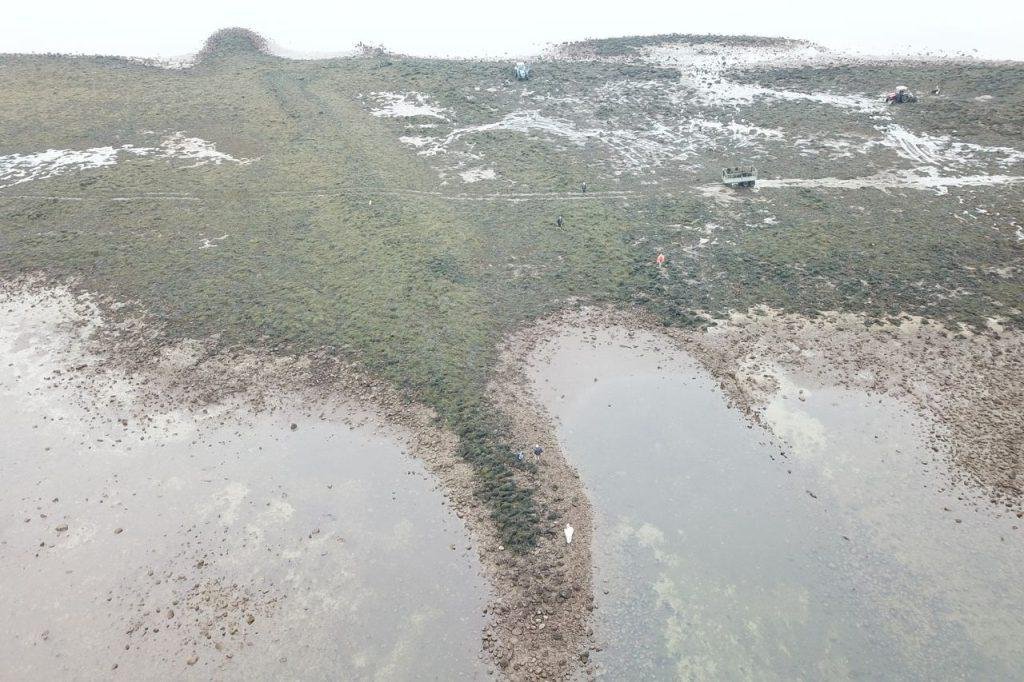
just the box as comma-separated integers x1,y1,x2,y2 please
656,253,666,265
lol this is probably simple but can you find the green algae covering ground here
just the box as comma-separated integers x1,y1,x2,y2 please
1,29,1023,549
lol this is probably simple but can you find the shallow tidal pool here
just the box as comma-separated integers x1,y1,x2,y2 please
0,292,490,680
529,325,1024,680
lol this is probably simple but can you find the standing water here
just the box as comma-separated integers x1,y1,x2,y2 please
0,290,490,679
529,325,1024,679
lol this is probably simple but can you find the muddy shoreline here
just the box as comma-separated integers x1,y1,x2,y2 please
478,301,1024,675
1,278,599,679
673,310,1024,517
520,304,1024,519
4,277,1023,679
0,280,493,678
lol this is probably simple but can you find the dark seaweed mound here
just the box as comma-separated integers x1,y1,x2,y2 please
195,28,271,63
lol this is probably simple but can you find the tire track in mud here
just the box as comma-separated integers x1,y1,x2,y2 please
0,187,642,204
6,168,1024,209
699,172,1024,194
882,124,945,166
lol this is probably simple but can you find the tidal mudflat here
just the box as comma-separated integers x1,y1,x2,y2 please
2,27,1023,678
526,322,1024,679
0,288,489,679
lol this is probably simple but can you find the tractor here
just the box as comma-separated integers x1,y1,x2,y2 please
885,86,917,104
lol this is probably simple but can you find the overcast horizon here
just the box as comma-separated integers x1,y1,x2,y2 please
2,0,1022,61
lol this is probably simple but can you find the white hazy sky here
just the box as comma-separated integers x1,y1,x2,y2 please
3,0,1021,60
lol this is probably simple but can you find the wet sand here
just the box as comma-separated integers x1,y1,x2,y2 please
523,321,1024,679
0,289,490,679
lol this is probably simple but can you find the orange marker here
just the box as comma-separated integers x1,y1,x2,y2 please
656,253,666,265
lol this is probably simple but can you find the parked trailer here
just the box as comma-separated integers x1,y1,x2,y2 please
722,166,757,188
